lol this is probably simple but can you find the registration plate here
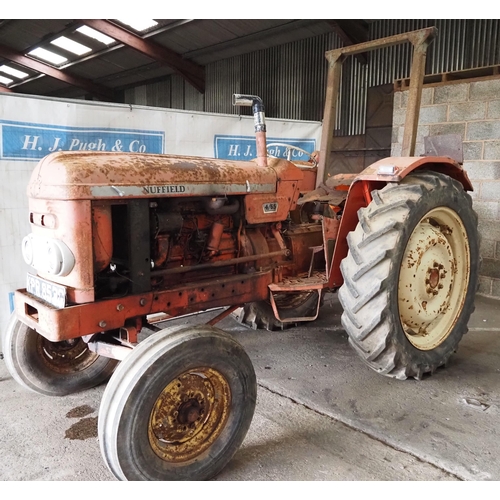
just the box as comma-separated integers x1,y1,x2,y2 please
26,273,66,309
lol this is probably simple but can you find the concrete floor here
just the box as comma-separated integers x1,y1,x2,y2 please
1,293,500,481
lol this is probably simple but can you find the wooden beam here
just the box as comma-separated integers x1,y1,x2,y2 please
330,20,369,45
0,44,114,100
82,19,205,93
317,27,437,185
328,20,369,64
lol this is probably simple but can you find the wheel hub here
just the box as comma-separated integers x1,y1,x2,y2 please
37,337,98,374
398,207,470,350
178,399,202,424
148,367,231,463
427,267,440,289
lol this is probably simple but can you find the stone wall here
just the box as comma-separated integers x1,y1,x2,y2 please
392,78,500,298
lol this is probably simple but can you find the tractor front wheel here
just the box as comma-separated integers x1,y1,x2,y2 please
1,314,118,396
338,171,479,380
98,324,256,481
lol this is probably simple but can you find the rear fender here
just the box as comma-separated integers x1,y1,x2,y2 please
327,156,473,288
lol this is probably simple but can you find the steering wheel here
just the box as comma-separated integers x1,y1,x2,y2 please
266,142,317,168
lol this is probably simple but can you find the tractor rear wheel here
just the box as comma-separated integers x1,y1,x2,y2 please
338,171,479,380
98,324,256,481
234,291,320,331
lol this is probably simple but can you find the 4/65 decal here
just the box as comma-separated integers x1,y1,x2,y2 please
263,202,278,213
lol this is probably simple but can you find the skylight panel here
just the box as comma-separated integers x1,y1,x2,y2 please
28,47,68,65
51,36,92,56
0,75,13,85
0,65,29,79
77,25,115,45
117,19,158,31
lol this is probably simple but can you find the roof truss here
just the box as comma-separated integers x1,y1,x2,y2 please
82,19,205,93
0,43,114,100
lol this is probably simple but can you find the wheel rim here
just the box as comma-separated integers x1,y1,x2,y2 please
37,335,100,374
148,367,231,463
398,207,470,350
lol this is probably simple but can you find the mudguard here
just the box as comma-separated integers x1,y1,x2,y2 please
327,156,473,288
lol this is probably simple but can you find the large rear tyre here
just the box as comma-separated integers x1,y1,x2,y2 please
98,324,256,481
1,314,118,396
338,171,479,380
234,291,320,331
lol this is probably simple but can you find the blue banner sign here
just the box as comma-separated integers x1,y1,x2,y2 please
214,135,316,161
0,120,165,161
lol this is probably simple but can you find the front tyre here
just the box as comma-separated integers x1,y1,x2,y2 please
338,171,479,380
1,314,118,396
98,325,257,481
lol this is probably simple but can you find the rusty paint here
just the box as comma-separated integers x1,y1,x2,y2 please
154,234,170,268
243,227,273,271
347,156,473,192
151,249,289,277
206,222,225,255
92,203,113,273
269,272,327,292
325,173,357,188
28,198,95,303
271,223,286,250
206,305,240,326
28,151,281,201
284,224,324,276
148,367,230,463
35,336,99,374
296,186,347,206
86,339,132,361
361,181,373,205
429,268,440,289
269,289,322,322
297,168,317,192
255,131,268,167
15,270,274,342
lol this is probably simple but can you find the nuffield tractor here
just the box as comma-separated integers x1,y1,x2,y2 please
2,27,480,480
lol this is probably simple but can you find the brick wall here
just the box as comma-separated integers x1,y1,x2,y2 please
392,78,500,298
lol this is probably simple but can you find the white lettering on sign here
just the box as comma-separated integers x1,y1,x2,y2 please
26,274,66,309
143,185,187,195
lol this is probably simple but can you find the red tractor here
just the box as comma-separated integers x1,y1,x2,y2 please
2,27,479,480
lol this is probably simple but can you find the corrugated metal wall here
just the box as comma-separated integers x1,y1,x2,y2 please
369,19,500,86
125,31,367,136
124,20,500,137
204,33,346,123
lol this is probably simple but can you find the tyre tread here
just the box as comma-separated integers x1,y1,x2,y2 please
339,171,480,380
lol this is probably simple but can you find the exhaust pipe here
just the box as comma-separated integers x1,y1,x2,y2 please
233,94,267,167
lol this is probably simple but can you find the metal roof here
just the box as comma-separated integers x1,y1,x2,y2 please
0,19,360,101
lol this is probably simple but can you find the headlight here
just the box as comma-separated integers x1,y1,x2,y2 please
22,235,34,266
21,233,75,277
47,243,62,275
